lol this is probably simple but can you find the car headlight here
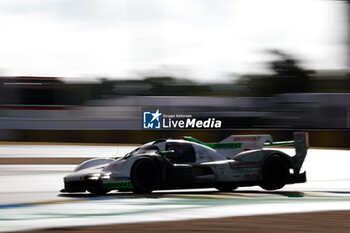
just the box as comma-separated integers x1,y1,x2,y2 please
86,172,111,180
87,173,101,180
100,172,111,180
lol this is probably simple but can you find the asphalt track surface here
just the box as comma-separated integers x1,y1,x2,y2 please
1,145,350,232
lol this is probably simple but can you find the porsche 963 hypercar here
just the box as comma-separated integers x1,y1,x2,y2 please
61,132,308,194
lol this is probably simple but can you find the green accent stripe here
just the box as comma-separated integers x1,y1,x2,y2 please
205,143,243,149
103,182,133,189
183,136,205,145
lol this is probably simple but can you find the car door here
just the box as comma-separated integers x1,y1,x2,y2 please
163,141,195,185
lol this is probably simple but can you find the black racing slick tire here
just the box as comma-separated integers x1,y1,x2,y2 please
131,158,160,194
260,154,290,191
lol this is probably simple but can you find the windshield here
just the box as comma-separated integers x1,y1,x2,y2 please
123,142,160,159
123,147,140,159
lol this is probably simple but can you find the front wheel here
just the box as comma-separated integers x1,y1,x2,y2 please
131,158,160,194
260,154,290,191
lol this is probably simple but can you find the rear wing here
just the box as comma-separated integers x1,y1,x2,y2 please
183,132,308,161
291,132,309,174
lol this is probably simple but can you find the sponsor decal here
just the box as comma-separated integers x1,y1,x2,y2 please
103,182,133,189
112,177,130,182
116,177,131,182
143,109,222,129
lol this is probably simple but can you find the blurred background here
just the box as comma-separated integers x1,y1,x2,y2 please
0,0,350,147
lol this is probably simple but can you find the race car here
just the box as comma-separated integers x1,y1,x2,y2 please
61,132,308,194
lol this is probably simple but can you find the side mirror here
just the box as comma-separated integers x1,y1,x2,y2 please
158,150,176,157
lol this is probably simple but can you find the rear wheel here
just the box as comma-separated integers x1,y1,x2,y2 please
260,154,290,191
131,158,160,194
